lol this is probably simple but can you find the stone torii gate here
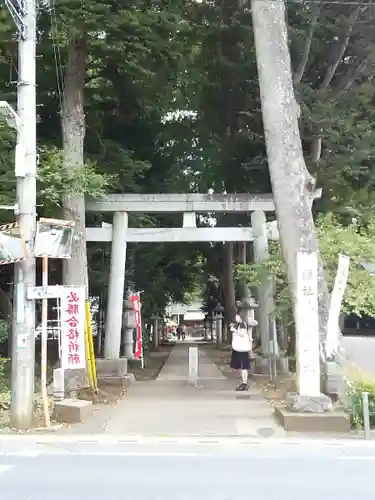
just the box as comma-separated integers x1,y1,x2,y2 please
86,192,321,366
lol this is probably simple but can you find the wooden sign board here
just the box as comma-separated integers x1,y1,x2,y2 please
34,218,75,259
0,222,26,265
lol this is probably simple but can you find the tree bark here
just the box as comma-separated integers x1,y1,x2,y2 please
61,38,89,298
220,242,236,344
223,242,236,323
239,242,248,299
252,0,317,274
251,0,330,346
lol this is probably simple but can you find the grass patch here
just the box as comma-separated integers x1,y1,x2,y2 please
128,344,173,381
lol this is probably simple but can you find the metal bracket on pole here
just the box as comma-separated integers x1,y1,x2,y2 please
5,0,27,39
362,392,371,440
0,204,18,212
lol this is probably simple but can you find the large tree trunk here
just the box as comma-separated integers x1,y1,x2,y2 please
251,0,330,346
239,242,248,299
61,39,89,298
221,242,236,321
251,0,316,280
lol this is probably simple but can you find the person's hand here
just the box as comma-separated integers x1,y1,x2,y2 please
248,318,258,327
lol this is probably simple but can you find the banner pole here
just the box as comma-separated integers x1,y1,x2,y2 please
41,255,51,427
139,292,144,370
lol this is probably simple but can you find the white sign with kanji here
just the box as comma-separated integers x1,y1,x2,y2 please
295,251,320,397
60,287,86,370
326,254,350,358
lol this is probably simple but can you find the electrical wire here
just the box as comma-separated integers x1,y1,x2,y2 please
245,0,375,5
47,0,64,114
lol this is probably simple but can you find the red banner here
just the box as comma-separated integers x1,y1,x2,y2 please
131,293,142,359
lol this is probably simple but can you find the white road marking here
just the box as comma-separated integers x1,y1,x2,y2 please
1,434,375,450
80,451,205,457
4,450,41,457
0,450,210,457
0,465,14,474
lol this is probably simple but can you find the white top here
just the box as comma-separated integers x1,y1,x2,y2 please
230,316,258,346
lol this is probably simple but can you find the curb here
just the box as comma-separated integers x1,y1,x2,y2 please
0,433,373,447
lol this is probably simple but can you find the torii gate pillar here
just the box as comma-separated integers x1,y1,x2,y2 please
104,211,128,359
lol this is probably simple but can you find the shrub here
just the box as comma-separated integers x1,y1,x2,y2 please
346,378,375,430
0,319,8,343
0,357,10,410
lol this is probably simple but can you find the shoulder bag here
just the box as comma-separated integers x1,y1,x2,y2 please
232,324,251,352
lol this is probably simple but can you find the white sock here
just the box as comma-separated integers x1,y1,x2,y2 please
240,369,248,384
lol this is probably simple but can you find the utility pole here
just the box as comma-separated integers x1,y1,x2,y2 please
5,0,37,429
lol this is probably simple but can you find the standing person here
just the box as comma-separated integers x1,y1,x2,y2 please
230,313,258,391
177,324,186,341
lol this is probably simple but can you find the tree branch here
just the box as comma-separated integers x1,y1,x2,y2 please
309,5,363,169
293,3,321,85
337,52,373,94
320,5,362,90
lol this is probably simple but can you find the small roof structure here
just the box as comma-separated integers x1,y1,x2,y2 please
184,310,205,322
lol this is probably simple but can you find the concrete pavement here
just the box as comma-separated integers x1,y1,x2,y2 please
156,343,225,381
59,344,285,438
1,439,375,499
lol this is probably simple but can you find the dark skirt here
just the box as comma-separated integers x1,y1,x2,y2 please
230,349,250,370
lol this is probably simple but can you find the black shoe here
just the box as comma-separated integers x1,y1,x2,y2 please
235,383,249,392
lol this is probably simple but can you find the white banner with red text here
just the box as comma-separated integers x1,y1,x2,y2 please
60,287,86,370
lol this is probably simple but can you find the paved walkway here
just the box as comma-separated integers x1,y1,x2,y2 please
156,344,226,381
61,344,286,438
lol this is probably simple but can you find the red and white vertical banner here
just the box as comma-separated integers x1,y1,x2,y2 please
60,287,86,370
131,292,144,368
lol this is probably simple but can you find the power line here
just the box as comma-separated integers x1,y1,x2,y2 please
46,0,64,113
251,0,375,5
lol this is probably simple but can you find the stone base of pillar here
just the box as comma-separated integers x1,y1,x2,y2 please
274,391,351,433
323,360,343,401
274,403,350,433
123,326,134,359
54,398,93,424
96,357,128,378
286,392,333,413
124,342,134,360
64,368,87,396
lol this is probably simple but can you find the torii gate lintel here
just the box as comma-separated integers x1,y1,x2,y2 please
86,191,322,362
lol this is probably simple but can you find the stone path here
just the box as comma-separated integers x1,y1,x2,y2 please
60,344,286,438
156,344,226,381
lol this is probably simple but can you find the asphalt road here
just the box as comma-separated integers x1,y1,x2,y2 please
1,439,375,499
342,335,375,376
